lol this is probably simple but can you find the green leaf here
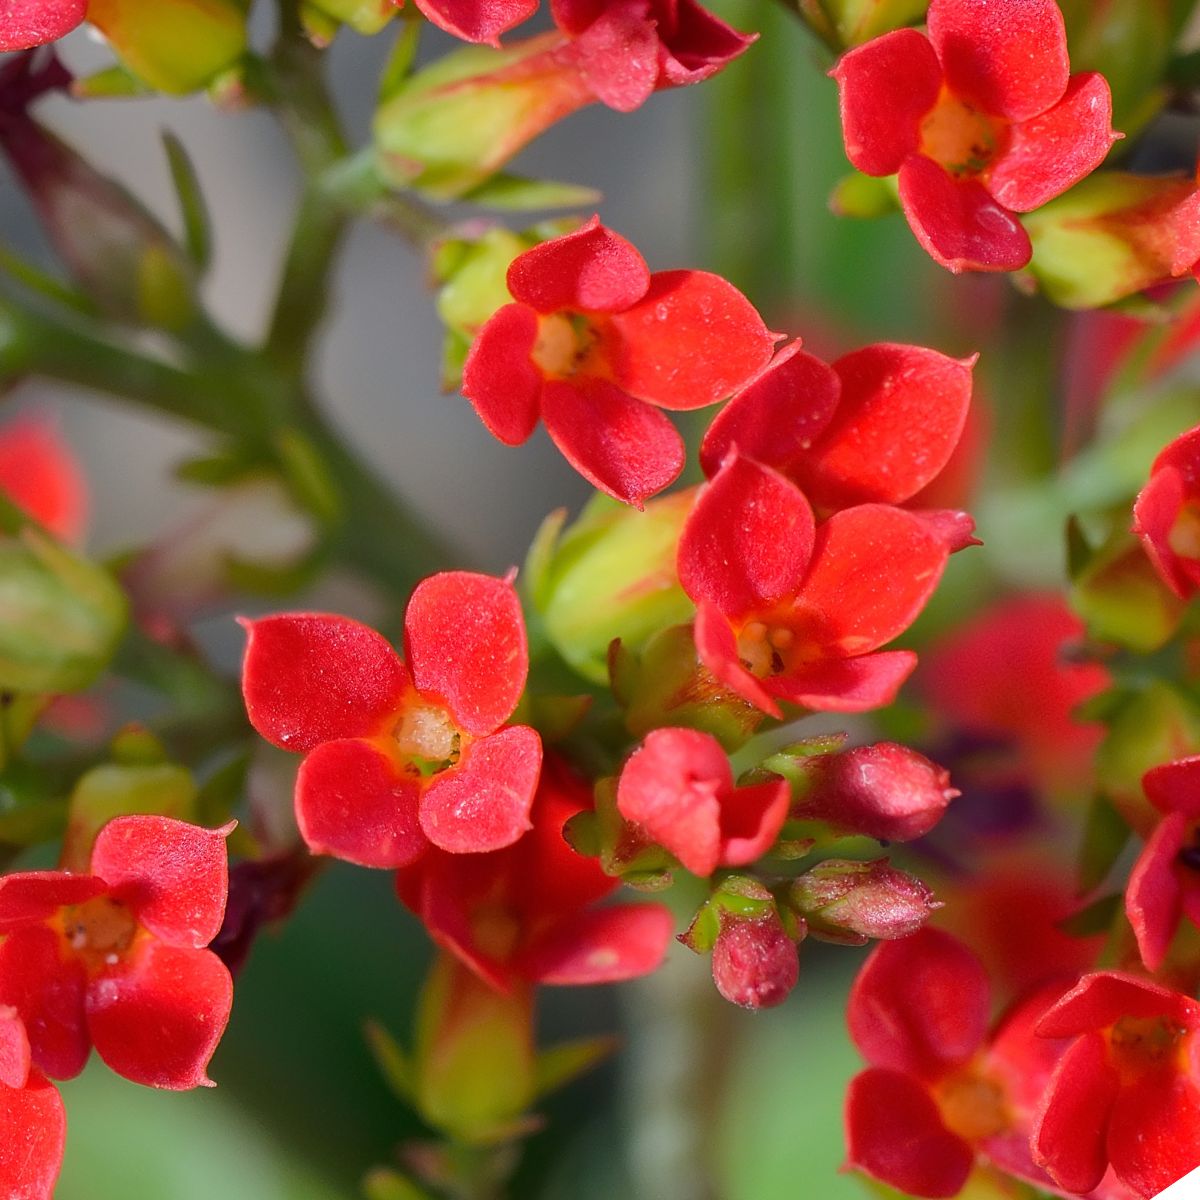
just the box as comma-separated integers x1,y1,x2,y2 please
162,132,213,272
364,1019,415,1103
533,1036,618,1098
379,19,422,103
462,174,602,212
0,246,95,315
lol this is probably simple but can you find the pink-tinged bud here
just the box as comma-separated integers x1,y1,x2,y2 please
791,742,957,842
711,908,799,1010
788,858,938,945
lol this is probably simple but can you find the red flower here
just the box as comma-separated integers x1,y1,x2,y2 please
700,340,976,514
0,0,84,51
1033,972,1200,1198
1134,424,1200,600
832,0,1118,272
1126,757,1200,972
677,453,948,717
616,727,790,876
0,415,87,542
241,572,542,866
461,217,777,506
0,1007,64,1200
396,754,673,991
413,0,538,44
0,815,233,1089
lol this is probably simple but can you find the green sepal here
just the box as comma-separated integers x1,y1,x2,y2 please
533,1035,617,1098
830,171,900,219
274,428,343,527
379,19,422,103
364,1018,416,1104
461,173,602,212
162,132,213,272
71,64,152,98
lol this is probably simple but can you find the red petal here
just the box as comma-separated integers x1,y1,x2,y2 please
86,940,232,1090
1126,812,1188,972
793,344,975,509
906,508,979,553
988,73,1118,213
845,1067,973,1198
404,571,528,735
1108,1070,1200,1198
296,739,426,869
847,927,990,1078
602,270,776,411
718,779,791,867
420,725,542,853
541,376,685,506
927,0,1069,123
0,1072,64,1200
413,0,537,45
899,154,1032,273
0,872,106,933
656,0,755,88
678,454,814,618
698,342,841,480
90,816,230,950
832,28,942,177
0,1008,30,1089
1134,465,1196,600
1036,971,1200,1039
0,416,87,543
771,651,919,712
1143,757,1200,818
506,217,650,314
0,0,85,50
240,613,409,753
567,0,660,113
692,601,783,718
0,926,88,1081
1031,1031,1118,1195
521,903,674,984
460,304,543,446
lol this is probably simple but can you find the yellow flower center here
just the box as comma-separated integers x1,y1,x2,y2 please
56,896,138,973
919,89,1007,177
531,313,600,379
934,1066,1010,1142
1168,501,1200,560
393,703,461,775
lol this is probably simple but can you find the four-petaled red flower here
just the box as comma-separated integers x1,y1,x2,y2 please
396,753,673,991
1033,971,1200,1198
833,0,1118,272
461,217,777,507
0,0,84,51
240,571,542,866
677,452,949,717
1133,424,1200,599
0,815,234,1090
0,1006,64,1200
0,414,87,543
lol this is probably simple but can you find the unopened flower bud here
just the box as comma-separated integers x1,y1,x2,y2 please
795,0,926,48
788,858,938,944
711,908,799,1010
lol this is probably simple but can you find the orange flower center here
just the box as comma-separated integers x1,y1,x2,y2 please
1108,1015,1190,1079
737,620,797,677
919,89,1007,178
532,313,601,379
933,1064,1010,1142
56,895,137,973
393,702,461,776
1168,501,1200,561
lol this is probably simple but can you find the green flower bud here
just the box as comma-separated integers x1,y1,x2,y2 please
302,0,397,36
795,0,927,48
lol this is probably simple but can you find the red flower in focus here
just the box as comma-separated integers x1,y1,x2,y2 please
833,0,1118,272
0,1007,64,1200
461,218,777,506
700,340,976,514
241,572,542,866
616,727,789,876
0,815,233,1089
677,453,949,717
1134,424,1200,599
0,414,87,542
1033,972,1200,1198
0,0,84,51
1127,757,1200,972
396,754,673,991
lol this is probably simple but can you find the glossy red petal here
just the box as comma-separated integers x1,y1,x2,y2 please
795,504,947,654
899,154,1032,273
460,304,543,446
541,376,685,506
413,0,537,45
845,1067,973,1199
1036,971,1200,1039
718,779,791,867
506,217,650,314
567,0,659,113
1108,1071,1200,1199
0,416,87,542
657,0,755,88
420,725,542,853
0,872,106,933
1143,757,1200,818
0,926,88,1081
90,816,230,950
698,343,841,480
86,940,232,1090
240,613,409,753
1031,1031,1118,1195
404,571,528,735
692,602,783,718
603,269,777,411
0,1072,64,1200
0,1009,30,1089
678,455,814,618
988,73,1117,213
522,903,674,984
832,28,942,177
0,0,85,50
791,344,974,509
771,651,919,713
295,738,426,868
848,927,990,1078
926,0,1070,123
617,727,731,876
1126,812,1188,973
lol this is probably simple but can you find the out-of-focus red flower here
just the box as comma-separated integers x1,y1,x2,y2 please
616,727,789,876
0,0,84,51
0,1006,64,1200
240,572,542,866
0,415,87,543
396,754,673,992
461,218,776,506
413,0,538,45
0,815,233,1090
1033,972,1200,1198
1134,424,1200,600
677,453,948,717
1127,757,1200,972
832,0,1118,272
